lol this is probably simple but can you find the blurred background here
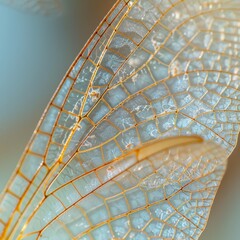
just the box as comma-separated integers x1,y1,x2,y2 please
0,1,239,239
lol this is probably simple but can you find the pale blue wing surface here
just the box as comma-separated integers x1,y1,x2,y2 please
23,137,228,240
0,0,239,239
0,1,135,238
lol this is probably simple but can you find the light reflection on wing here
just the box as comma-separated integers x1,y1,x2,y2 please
0,0,240,239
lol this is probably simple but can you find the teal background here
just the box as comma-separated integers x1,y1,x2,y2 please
0,1,239,239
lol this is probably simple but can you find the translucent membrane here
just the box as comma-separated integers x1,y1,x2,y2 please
1,0,240,239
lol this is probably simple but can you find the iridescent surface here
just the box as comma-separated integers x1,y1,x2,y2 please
0,0,240,239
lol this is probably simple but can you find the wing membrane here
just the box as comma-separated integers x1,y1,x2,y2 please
0,1,134,238
0,0,240,239
22,137,227,240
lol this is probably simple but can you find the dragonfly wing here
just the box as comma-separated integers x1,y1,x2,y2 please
20,137,228,240
0,1,136,238
1,0,240,239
